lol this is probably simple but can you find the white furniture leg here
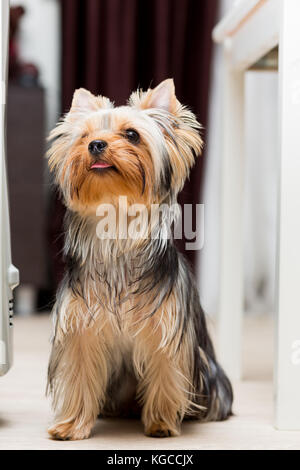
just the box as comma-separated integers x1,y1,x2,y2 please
218,48,245,381
275,0,300,430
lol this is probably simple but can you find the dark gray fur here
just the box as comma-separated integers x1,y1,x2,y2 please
49,208,233,422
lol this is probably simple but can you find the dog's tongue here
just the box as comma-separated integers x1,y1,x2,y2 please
91,162,112,169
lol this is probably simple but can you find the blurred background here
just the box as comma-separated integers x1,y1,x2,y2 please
7,0,278,320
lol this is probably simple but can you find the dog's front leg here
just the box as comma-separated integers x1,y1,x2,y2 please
47,322,109,441
133,323,191,438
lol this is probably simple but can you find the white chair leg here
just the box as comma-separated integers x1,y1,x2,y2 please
218,48,245,381
275,0,300,430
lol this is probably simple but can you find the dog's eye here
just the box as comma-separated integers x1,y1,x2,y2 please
125,129,140,144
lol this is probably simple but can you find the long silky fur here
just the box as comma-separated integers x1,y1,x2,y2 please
47,81,233,440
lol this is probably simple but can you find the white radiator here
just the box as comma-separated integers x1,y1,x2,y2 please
0,0,19,376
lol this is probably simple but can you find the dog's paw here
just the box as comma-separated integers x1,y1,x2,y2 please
145,422,179,438
48,420,92,441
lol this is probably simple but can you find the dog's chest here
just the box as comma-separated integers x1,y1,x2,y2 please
89,256,149,328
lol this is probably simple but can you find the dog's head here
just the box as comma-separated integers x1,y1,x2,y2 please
48,79,203,214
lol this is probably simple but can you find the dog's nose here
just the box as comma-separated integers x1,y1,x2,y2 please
88,140,108,155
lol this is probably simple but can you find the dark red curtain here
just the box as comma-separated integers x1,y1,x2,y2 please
51,0,218,287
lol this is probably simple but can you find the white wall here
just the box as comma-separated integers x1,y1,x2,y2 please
198,0,278,316
10,0,61,131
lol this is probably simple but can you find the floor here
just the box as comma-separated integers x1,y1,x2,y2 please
0,314,300,450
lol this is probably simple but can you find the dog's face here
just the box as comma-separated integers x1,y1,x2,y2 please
48,79,202,214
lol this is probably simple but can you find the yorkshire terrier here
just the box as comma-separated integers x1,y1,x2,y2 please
46,79,233,440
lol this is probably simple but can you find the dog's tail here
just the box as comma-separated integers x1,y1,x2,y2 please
191,315,234,421
201,354,234,421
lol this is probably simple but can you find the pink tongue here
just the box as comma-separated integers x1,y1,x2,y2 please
91,162,112,169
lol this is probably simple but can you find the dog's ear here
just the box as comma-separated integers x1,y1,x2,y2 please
147,79,177,112
70,88,113,116
130,79,178,114
70,88,98,114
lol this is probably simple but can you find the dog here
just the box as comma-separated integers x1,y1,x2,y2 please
46,79,233,440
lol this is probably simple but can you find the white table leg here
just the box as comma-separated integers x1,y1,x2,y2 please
218,48,245,381
275,0,300,430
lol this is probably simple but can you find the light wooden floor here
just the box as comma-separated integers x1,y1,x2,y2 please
0,314,300,450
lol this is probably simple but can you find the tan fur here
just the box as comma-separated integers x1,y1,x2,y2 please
46,80,220,441
48,286,201,440
48,323,111,440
